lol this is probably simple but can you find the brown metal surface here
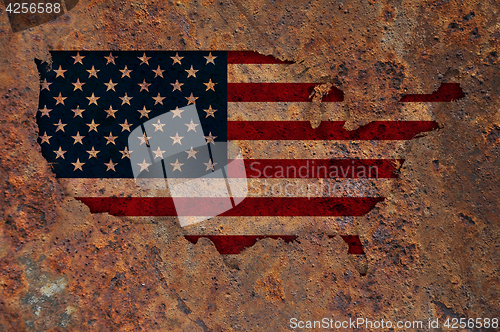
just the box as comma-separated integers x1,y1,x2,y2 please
0,0,499,330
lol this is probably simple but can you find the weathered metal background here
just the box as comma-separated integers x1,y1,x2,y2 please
0,0,499,330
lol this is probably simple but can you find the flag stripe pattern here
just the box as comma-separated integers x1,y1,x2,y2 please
59,178,389,197
76,197,384,217
227,83,344,102
227,121,439,140
184,235,365,255
237,159,402,178
36,51,463,256
399,83,465,102
226,51,294,64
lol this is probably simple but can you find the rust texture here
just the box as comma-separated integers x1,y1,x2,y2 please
0,0,499,330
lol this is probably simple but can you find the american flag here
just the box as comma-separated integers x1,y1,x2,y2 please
36,51,463,255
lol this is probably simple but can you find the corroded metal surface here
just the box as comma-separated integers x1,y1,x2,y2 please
0,0,499,330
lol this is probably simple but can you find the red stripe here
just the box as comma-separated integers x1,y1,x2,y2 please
227,51,294,64
338,235,365,255
228,121,439,140
184,235,296,254
183,235,365,255
233,159,403,178
227,83,344,102
75,197,383,217
399,83,465,102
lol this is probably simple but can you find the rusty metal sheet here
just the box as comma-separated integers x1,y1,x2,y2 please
0,0,499,330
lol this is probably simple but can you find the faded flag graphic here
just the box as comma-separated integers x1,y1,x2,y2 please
35,51,463,254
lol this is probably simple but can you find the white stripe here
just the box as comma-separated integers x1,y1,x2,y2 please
60,178,390,198
228,102,346,121
124,216,357,234
228,102,435,121
228,64,302,83
230,140,410,159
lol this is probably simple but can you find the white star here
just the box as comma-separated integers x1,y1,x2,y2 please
171,52,184,65
138,159,151,172
104,159,117,172
153,146,165,159
203,105,217,118
185,119,199,132
170,159,184,172
54,93,67,105
152,93,165,105
71,105,85,118
170,132,183,145
54,65,67,78
170,106,184,118
119,66,132,78
138,133,151,146
170,80,184,92
71,132,85,144
119,119,133,132
87,93,99,106
87,119,99,132
204,79,216,91
119,93,133,105
138,53,151,65
87,147,100,159
104,53,117,65
204,159,217,171
138,79,151,92
185,92,198,105
152,65,165,78
204,52,217,65
40,78,52,91
72,78,85,91
39,132,51,144
105,106,118,118
185,65,198,78
104,79,118,91
72,52,85,65
54,146,66,159
104,132,118,145
152,119,165,132
86,65,100,78
137,106,151,119
185,147,198,159
39,105,51,117
71,158,85,171
204,132,217,145
119,147,131,159
54,119,67,132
